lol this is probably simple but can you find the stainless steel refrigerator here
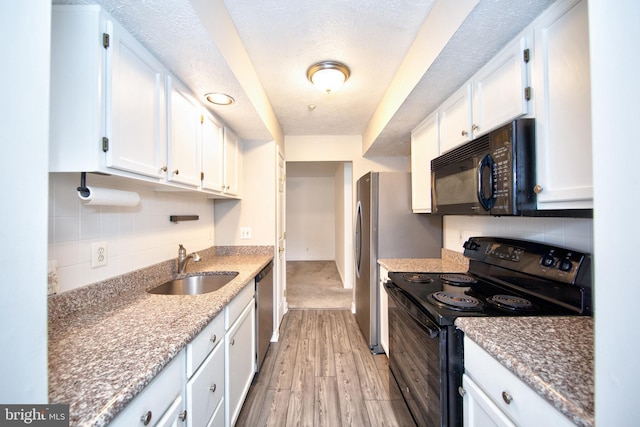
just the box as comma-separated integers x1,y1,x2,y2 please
354,171,442,353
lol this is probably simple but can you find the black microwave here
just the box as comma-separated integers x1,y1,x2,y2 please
431,119,536,216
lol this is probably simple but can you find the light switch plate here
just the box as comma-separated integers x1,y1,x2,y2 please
240,227,252,239
91,241,108,268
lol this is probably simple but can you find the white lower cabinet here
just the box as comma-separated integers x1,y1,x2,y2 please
109,351,185,427
378,265,390,356
225,298,256,427
462,337,574,427
186,342,225,427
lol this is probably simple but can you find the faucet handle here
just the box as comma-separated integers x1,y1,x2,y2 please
178,244,186,257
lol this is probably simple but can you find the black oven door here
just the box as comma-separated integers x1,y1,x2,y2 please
385,281,453,426
431,151,496,215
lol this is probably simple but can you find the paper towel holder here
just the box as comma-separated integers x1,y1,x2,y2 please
77,172,90,198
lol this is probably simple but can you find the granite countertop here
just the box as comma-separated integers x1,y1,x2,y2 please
378,248,469,273
48,246,273,426
456,316,594,427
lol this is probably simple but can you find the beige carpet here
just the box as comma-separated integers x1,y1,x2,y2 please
287,261,353,309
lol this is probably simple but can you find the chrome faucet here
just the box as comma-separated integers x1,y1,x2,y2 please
177,244,201,273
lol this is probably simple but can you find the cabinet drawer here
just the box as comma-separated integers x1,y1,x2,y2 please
186,312,224,377
110,350,185,427
225,281,255,329
186,342,224,427
464,337,573,427
207,399,224,427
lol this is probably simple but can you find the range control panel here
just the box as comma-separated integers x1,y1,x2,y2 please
463,237,588,285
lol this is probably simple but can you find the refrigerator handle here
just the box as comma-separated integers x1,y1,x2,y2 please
355,201,362,278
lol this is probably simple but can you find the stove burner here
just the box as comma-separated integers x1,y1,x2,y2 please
429,291,484,311
439,274,478,286
401,273,433,283
487,294,536,312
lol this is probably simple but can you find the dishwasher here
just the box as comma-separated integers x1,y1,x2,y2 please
255,260,274,372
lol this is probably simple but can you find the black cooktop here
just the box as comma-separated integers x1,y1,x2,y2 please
387,236,593,326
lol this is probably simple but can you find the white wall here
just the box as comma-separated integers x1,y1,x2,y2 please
286,176,336,260
590,0,640,424
214,140,276,245
334,163,354,288
0,0,50,403
48,173,215,293
443,216,593,253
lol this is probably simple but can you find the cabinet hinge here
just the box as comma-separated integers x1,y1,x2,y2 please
200,172,204,180
102,33,110,49
200,115,204,124
523,48,530,63
524,87,532,101
102,137,109,152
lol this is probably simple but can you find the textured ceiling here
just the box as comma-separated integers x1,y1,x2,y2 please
52,0,556,156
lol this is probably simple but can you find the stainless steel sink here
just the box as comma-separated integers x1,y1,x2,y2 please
147,272,239,295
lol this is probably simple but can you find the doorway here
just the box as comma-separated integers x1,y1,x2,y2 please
285,161,353,308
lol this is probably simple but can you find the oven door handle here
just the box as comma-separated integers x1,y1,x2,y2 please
384,281,441,338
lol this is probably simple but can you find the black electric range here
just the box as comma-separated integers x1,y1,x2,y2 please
384,236,592,427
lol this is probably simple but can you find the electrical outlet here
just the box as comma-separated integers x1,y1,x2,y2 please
91,241,108,268
240,227,252,239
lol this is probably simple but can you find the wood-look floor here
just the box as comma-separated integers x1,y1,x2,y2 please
236,309,416,427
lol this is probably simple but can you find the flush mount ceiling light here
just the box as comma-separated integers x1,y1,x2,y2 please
204,92,235,105
307,61,350,94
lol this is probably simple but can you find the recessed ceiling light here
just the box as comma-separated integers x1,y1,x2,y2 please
307,61,350,94
204,92,235,105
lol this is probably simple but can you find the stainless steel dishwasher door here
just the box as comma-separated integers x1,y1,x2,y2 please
255,261,274,372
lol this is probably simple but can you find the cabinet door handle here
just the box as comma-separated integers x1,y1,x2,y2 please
173,169,179,175
458,386,466,397
210,334,217,344
502,390,513,404
231,338,235,346
533,184,543,194
179,410,187,422
461,130,468,137
472,124,479,131
141,411,152,425
161,166,167,172
210,384,217,393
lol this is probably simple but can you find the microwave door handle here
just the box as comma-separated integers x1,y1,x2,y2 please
477,154,496,210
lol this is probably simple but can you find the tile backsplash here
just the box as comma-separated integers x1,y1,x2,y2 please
48,173,215,293
443,215,593,254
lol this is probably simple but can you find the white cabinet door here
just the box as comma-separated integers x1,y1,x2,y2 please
107,18,166,179
225,300,255,427
155,395,186,427
222,128,240,196
411,112,439,213
472,36,529,138
378,265,389,356
439,84,472,154
187,342,225,427
462,374,516,427
202,112,225,193
167,77,202,187
109,351,185,427
532,0,592,209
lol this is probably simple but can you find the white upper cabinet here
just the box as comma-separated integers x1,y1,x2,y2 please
107,17,167,178
439,35,530,154
222,128,240,197
531,0,592,210
438,84,473,154
201,111,225,193
472,36,530,138
411,112,439,213
167,76,202,188
50,5,167,180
